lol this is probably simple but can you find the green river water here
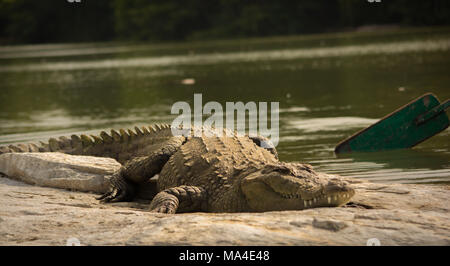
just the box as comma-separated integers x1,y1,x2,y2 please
0,27,449,184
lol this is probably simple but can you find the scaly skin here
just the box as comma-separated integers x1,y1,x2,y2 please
0,124,180,164
0,124,355,213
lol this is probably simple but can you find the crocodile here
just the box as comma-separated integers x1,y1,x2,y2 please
0,124,355,213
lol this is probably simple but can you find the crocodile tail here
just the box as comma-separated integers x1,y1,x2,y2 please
66,123,174,161
0,123,174,160
0,134,77,155
0,142,47,155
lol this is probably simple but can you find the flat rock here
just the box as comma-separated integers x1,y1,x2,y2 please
0,152,121,193
0,152,449,246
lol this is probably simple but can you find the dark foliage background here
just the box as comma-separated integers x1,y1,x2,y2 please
1,0,449,44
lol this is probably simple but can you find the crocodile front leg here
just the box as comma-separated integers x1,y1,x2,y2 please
98,137,184,203
149,186,207,214
97,153,170,203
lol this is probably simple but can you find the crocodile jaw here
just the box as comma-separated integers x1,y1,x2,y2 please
240,171,355,212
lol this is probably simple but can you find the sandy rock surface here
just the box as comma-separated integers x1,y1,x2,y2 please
0,152,449,246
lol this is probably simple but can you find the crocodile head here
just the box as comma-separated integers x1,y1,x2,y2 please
240,163,355,212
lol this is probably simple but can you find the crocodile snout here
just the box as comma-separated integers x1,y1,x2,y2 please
324,179,354,194
321,178,355,206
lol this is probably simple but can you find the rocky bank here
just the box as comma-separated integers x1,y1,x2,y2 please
0,152,449,246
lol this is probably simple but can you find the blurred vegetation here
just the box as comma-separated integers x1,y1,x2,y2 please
0,0,449,44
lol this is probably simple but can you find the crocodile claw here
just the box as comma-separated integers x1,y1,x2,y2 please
97,188,126,203
150,205,177,214
96,173,135,203
96,191,111,201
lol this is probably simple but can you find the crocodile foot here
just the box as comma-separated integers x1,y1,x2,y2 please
97,173,136,203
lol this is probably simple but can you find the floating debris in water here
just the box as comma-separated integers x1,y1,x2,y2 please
181,78,196,85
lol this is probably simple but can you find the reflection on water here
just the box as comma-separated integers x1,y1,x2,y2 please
327,149,450,184
0,28,449,184
285,116,378,133
1,38,449,72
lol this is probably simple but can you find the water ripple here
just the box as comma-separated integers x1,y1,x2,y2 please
1,38,449,72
